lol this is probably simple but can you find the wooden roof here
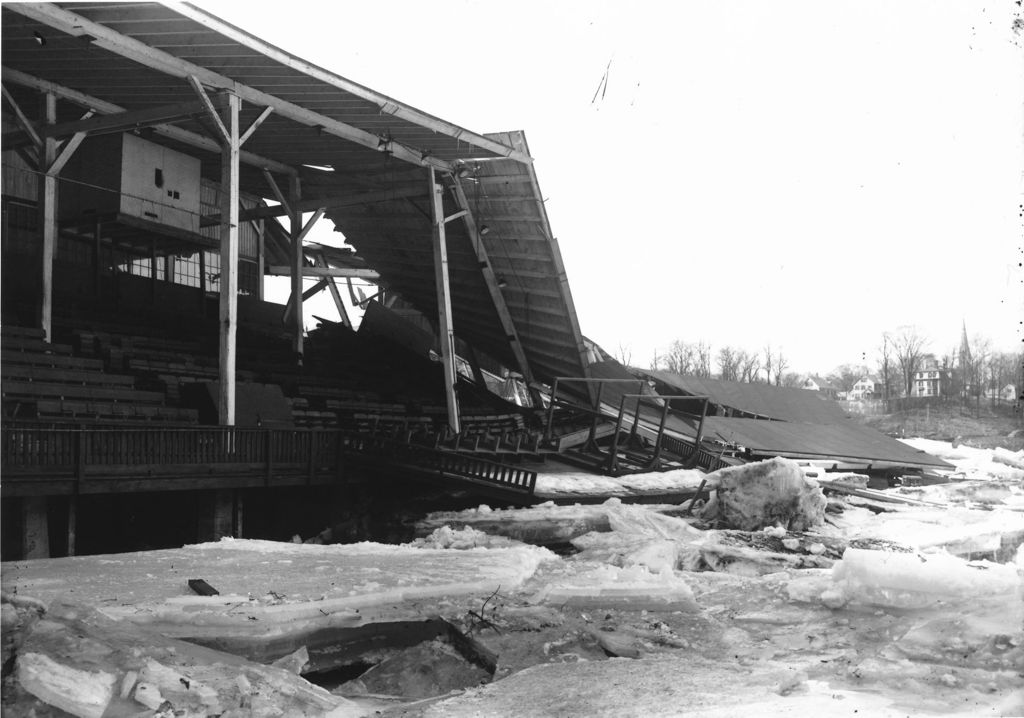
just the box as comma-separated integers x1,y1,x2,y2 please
1,3,526,173
2,2,591,384
642,370,850,423
324,131,590,384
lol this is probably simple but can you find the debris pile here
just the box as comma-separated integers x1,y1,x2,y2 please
3,440,1024,717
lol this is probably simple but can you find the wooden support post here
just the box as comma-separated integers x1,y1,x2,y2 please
93,218,102,296
233,491,243,539
217,91,240,426
21,497,50,559
429,167,460,434
198,249,207,315
256,219,265,301
150,238,158,304
38,93,57,341
67,496,77,557
198,489,234,541
289,176,303,362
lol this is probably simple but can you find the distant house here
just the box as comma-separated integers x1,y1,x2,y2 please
802,375,840,400
984,383,1018,403
849,376,882,401
912,355,950,398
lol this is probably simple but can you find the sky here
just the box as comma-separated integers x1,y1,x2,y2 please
201,0,1023,375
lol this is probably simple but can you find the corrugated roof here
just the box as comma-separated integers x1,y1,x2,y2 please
697,417,952,469
327,132,591,385
642,370,849,423
589,364,950,471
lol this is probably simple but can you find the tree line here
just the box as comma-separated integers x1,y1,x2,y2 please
643,325,1022,401
649,340,802,386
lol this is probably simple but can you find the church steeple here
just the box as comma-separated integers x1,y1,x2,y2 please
959,320,972,366
958,320,973,397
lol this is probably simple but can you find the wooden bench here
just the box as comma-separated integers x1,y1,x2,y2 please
1,325,46,341
34,399,198,424
2,336,74,355
1,364,137,387
1,350,104,371
3,380,165,404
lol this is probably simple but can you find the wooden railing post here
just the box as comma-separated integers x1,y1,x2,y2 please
74,430,85,487
264,430,273,486
307,430,316,484
334,430,344,483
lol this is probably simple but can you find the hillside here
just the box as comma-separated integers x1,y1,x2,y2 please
855,400,1024,451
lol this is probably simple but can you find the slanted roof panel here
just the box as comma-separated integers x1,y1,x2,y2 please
699,417,952,470
643,370,849,423
324,132,591,384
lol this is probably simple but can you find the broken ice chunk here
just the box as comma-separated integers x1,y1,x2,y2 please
531,564,700,612
831,548,1020,609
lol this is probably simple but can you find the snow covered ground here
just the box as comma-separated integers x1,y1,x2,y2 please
3,438,1023,717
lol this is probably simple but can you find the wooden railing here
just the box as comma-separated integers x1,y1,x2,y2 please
1,425,537,501
345,434,537,496
659,434,731,473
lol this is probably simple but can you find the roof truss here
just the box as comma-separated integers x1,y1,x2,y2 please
6,3,525,173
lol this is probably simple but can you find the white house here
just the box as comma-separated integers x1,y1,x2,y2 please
912,355,950,398
802,375,839,400
849,376,882,401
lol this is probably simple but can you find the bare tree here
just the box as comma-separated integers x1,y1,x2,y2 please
829,364,867,394
892,325,929,397
652,339,714,377
717,346,739,381
695,341,713,378
780,371,802,388
740,351,762,383
962,334,990,400
615,342,632,367
763,344,775,385
877,332,895,401
774,350,789,386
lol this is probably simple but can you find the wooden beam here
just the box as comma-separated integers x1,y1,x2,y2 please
255,218,265,301
187,75,230,143
1,83,42,148
261,169,291,217
46,110,93,177
265,265,379,279
201,185,426,226
325,277,351,329
162,2,533,165
289,175,303,360
429,167,460,434
239,106,273,146
449,176,536,387
218,92,241,426
301,278,329,301
296,208,325,244
40,99,213,139
314,253,352,329
38,93,57,342
8,4,458,171
2,67,296,176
